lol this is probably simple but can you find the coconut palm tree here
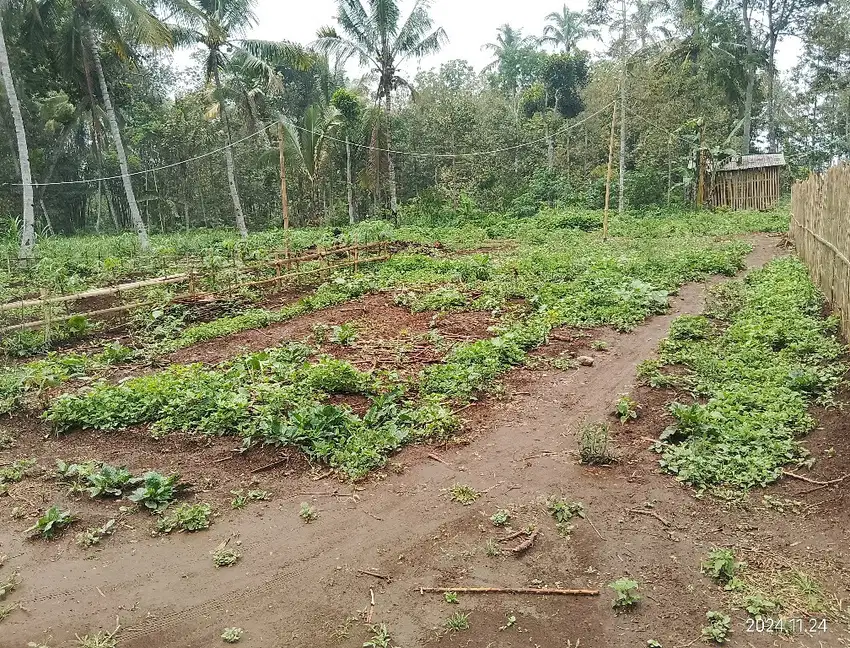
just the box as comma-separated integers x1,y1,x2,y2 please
44,0,173,251
482,25,540,97
170,0,310,239
0,1,36,259
316,0,447,224
542,6,599,54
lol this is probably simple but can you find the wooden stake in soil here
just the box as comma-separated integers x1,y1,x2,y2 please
603,100,618,242
417,586,599,596
279,121,291,263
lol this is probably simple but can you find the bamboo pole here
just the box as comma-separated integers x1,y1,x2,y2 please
602,100,617,242
279,122,290,262
417,586,599,596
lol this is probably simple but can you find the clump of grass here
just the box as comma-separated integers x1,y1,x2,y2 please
484,538,501,557
609,578,640,610
212,547,241,567
490,509,510,526
449,484,480,505
220,627,243,643
701,611,731,643
444,611,470,631
156,503,212,534
299,502,318,522
578,422,614,464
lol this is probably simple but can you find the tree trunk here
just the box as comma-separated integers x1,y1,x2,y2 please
87,28,149,250
766,31,778,152
742,0,755,154
214,67,249,239
383,89,399,225
546,121,555,172
247,92,271,147
0,18,36,260
618,0,627,216
40,200,54,235
346,137,355,225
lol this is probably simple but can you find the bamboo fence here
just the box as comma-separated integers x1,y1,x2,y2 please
711,165,782,211
790,164,850,341
0,241,391,335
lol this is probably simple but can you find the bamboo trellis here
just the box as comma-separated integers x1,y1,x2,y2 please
0,241,391,334
790,164,850,341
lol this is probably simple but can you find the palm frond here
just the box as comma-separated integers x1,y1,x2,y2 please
115,0,173,49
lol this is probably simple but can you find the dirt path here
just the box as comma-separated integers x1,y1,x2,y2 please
3,234,848,648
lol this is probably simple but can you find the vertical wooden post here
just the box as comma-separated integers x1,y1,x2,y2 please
603,100,618,242
697,123,706,207
279,122,291,263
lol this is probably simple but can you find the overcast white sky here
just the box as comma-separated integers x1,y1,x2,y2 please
173,0,801,81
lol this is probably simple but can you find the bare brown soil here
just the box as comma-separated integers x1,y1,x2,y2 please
1,234,849,648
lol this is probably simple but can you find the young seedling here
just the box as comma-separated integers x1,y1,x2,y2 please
444,591,459,604
647,641,663,648
230,489,270,509
363,623,392,648
76,519,116,548
0,571,20,600
608,578,640,610
444,611,470,632
743,594,778,619
212,547,241,567
614,395,639,423
221,627,243,643
490,509,511,526
26,506,75,540
330,323,358,346
499,614,517,630
73,622,120,648
127,472,183,513
701,611,731,643
701,548,743,589
299,502,318,522
449,484,480,505
591,340,609,351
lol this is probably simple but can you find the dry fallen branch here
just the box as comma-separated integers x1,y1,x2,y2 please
782,471,849,486
358,569,390,581
510,528,539,554
627,508,671,527
427,453,451,467
417,586,599,596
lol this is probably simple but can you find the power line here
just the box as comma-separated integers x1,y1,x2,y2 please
9,101,615,188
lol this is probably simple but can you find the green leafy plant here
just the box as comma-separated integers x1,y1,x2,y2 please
299,502,318,522
578,422,614,464
449,484,480,505
608,578,640,610
330,323,359,345
490,509,511,526
156,503,212,533
499,614,517,630
591,340,609,351
614,395,639,423
221,627,243,643
127,472,182,512
444,591,459,604
26,506,75,540
701,548,743,587
701,611,731,643
547,496,585,537
0,458,36,485
744,593,779,618
444,611,470,631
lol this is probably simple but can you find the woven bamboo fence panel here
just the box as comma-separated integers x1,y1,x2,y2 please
790,164,850,340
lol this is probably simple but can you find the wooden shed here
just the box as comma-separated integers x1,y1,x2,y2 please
710,153,786,210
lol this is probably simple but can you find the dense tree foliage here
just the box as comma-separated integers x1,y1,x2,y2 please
0,0,847,254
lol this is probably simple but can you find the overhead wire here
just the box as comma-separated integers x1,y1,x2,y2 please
8,101,615,188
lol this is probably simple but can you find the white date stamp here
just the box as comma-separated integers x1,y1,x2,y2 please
746,617,828,634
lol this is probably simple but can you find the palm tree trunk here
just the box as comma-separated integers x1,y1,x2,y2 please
346,137,355,225
618,0,627,216
383,89,399,225
742,0,755,155
0,18,36,260
214,69,249,239
87,28,149,251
